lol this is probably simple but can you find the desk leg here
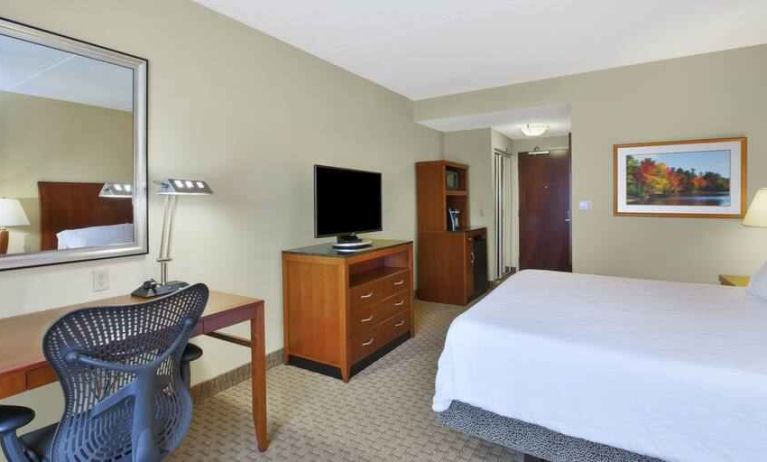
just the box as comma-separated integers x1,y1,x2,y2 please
251,311,268,451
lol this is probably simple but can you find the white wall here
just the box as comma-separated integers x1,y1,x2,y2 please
416,44,767,283
0,0,441,433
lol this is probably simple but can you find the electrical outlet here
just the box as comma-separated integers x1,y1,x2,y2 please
93,268,109,292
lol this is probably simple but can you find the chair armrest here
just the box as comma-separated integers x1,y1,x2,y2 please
182,343,203,363
0,406,34,434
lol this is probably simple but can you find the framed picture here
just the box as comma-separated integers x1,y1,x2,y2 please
613,137,747,218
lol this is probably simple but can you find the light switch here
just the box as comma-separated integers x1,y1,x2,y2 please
578,200,592,211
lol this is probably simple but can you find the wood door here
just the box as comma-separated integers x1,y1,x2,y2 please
518,145,571,272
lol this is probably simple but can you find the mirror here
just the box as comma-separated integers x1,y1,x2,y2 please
0,18,147,270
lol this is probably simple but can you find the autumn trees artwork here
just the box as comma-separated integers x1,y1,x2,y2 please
614,138,746,218
626,153,731,206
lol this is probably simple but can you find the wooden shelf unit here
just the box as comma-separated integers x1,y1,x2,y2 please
282,240,413,381
416,161,488,305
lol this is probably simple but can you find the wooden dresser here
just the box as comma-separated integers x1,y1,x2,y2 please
282,240,413,381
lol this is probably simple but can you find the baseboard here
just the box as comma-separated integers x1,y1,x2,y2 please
190,348,284,403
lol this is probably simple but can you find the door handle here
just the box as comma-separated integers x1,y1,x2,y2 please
394,300,405,306
361,338,374,347
564,218,571,222
470,252,475,265
394,320,405,327
360,292,374,299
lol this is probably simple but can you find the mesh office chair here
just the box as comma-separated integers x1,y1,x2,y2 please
0,283,209,462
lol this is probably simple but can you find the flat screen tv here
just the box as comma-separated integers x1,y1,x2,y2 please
314,165,382,247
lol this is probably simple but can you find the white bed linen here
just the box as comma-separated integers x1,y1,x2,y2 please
433,270,767,462
56,223,134,249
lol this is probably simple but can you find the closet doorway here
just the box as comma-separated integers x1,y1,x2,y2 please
518,135,572,271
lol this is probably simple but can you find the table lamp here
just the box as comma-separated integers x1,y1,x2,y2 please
0,198,30,255
132,178,213,298
744,188,767,228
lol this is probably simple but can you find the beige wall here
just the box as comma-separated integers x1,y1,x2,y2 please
443,129,496,276
0,0,441,434
416,44,767,283
442,129,514,278
0,91,133,253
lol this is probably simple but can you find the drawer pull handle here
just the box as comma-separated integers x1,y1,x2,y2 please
362,338,374,346
360,292,374,299
394,300,405,306
393,279,405,286
394,320,405,327
360,315,374,323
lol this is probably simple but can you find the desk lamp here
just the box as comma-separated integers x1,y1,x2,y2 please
133,179,213,298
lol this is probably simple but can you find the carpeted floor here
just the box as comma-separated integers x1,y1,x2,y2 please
170,300,522,461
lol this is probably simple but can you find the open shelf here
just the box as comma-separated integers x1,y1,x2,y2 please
350,266,408,288
445,190,467,196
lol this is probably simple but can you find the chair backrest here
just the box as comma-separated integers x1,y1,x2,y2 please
43,283,209,462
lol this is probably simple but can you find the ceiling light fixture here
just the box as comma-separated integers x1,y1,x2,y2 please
520,123,549,137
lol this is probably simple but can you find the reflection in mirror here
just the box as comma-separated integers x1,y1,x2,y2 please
0,31,138,257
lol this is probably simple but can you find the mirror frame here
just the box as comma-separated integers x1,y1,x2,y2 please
0,18,148,271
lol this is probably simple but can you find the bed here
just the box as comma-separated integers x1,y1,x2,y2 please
434,270,767,462
38,181,133,250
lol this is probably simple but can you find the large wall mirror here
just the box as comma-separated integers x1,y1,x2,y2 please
0,18,147,270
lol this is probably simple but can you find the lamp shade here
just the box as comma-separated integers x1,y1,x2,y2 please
99,182,133,199
0,198,30,227
157,179,213,196
744,188,767,228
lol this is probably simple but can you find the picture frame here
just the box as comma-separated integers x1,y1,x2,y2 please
613,137,747,218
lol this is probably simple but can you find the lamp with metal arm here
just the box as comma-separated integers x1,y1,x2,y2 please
132,179,213,298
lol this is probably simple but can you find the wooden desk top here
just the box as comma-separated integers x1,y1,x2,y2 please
0,291,263,382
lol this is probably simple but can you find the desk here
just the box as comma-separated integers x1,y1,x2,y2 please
0,291,268,451
718,274,751,287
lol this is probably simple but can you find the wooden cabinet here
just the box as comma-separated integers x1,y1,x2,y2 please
416,161,488,305
282,240,413,382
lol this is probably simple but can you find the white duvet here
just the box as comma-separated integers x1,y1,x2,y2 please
433,270,767,462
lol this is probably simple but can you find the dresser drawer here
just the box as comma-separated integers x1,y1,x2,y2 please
350,309,411,364
379,271,410,299
375,292,410,324
350,323,377,364
350,280,384,308
374,310,411,350
350,291,410,333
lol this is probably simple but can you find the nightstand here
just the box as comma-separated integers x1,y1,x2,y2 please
718,274,750,287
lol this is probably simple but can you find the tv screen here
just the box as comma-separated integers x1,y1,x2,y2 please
315,165,382,237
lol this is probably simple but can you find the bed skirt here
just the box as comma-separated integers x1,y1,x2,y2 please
438,401,664,462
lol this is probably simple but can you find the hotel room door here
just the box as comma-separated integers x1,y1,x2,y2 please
518,140,571,272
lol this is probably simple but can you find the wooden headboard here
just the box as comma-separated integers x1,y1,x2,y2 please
38,181,134,251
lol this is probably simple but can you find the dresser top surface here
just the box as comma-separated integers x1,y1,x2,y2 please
284,239,412,258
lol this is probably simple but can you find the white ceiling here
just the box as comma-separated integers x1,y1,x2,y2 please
419,104,571,139
194,0,767,100
0,34,133,112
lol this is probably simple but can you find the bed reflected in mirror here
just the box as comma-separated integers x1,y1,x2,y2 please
0,19,147,269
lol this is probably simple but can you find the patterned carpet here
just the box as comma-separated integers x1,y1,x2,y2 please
170,300,522,461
